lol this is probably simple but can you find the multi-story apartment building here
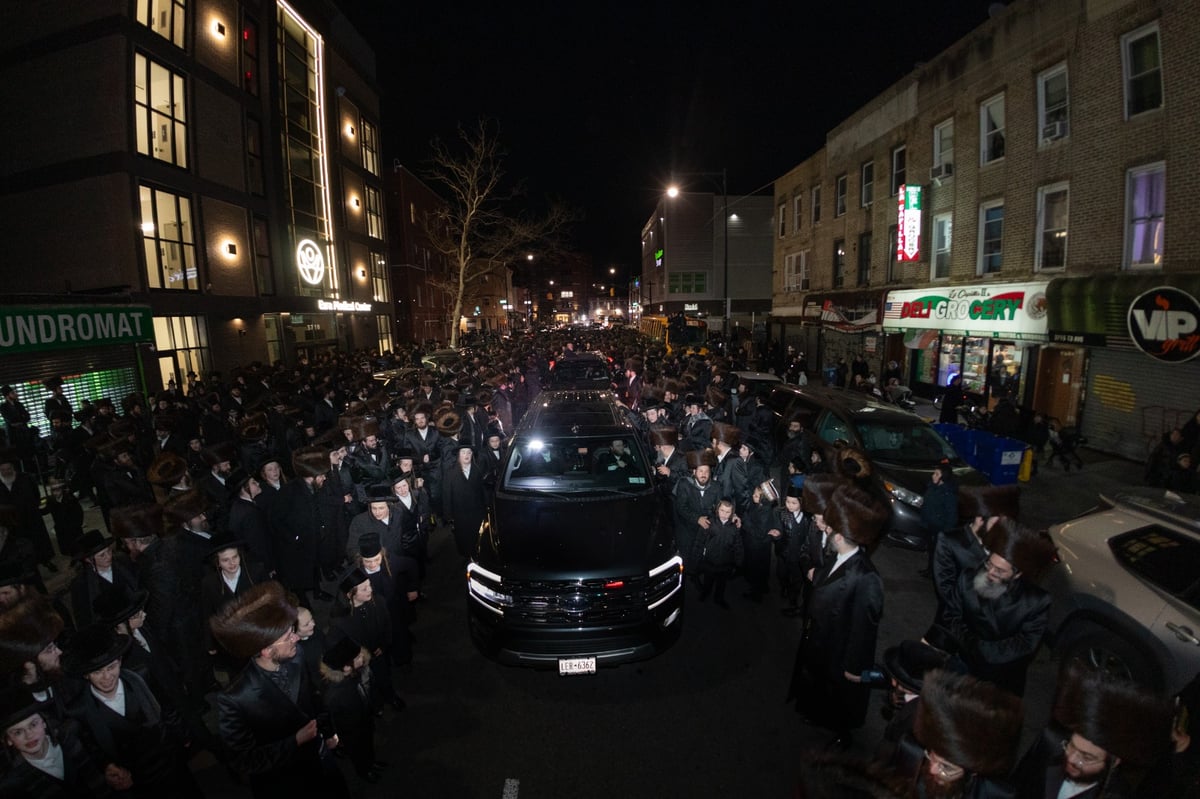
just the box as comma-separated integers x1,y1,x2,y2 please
640,191,774,340
386,163,454,345
0,0,389,430
771,0,1200,460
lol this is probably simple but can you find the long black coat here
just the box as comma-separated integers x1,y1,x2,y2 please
0,717,109,799
931,524,987,628
68,555,139,628
320,663,375,776
217,661,347,798
442,464,488,557
227,496,274,575
672,476,719,571
789,548,884,733
0,471,55,562
346,509,405,563
269,480,324,592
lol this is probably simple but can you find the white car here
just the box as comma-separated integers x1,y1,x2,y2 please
1046,487,1200,694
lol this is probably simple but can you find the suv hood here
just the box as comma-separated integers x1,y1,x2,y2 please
869,459,989,493
481,492,664,581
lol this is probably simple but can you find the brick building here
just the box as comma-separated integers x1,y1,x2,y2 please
771,0,1200,460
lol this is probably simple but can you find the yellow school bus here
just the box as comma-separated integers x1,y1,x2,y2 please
639,314,708,355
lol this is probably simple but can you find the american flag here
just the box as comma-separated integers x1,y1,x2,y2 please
883,301,904,321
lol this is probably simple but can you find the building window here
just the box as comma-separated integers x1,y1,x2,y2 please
371,251,389,302
361,120,380,176
264,314,282,364
833,240,846,288
835,175,847,217
134,53,188,168
811,185,821,225
137,0,186,48
778,202,787,238
1126,163,1165,269
784,251,809,291
241,14,259,95
978,200,1005,274
1123,22,1163,118
376,314,393,355
980,93,1005,164
365,186,383,239
860,162,874,208
246,117,264,195
1035,183,1069,271
253,216,274,295
668,272,707,293
933,118,954,176
886,225,899,283
139,185,197,290
933,213,952,280
793,195,802,233
152,316,209,391
891,146,906,195
857,231,872,286
1038,63,1069,144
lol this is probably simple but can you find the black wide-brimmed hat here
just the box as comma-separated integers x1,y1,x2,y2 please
63,626,131,677
338,566,370,596
322,635,363,671
72,528,113,561
883,639,951,694
205,531,247,561
92,583,149,627
0,685,47,731
363,483,396,503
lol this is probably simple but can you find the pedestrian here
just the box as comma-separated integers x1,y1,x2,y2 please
442,442,487,560
67,528,137,629
0,448,58,574
694,499,742,608
318,636,382,783
939,375,966,425
740,480,777,603
0,684,114,796
270,445,334,604
42,478,83,567
672,449,719,574
917,463,958,577
329,567,404,712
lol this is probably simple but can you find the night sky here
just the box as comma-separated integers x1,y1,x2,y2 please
337,0,1000,275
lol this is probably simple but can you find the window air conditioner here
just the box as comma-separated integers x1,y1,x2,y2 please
1042,121,1068,141
930,162,954,180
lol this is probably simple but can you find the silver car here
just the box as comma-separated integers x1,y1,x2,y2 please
1046,487,1200,694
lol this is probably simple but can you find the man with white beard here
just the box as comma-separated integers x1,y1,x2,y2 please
943,518,1055,696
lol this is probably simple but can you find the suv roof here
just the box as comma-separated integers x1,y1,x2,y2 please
517,390,632,436
770,384,919,422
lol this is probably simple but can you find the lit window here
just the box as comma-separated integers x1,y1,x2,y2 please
932,213,952,280
136,0,186,48
980,94,1005,164
1125,163,1165,269
134,54,188,168
139,185,197,290
978,201,1005,274
365,186,383,239
371,251,389,303
784,251,809,291
361,120,380,176
377,314,393,355
833,240,845,287
1035,183,1069,271
152,316,210,389
1123,23,1163,118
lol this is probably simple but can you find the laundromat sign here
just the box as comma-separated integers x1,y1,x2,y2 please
1127,286,1200,363
882,281,1050,340
0,305,154,355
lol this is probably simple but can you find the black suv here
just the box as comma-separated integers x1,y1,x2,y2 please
466,390,684,672
768,385,988,549
546,352,616,390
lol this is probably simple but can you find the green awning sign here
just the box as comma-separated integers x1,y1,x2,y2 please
0,305,154,354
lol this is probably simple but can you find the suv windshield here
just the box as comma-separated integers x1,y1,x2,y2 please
851,419,961,465
501,435,652,492
549,359,612,389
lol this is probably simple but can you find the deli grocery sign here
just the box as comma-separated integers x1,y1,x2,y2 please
0,305,154,354
882,282,1050,340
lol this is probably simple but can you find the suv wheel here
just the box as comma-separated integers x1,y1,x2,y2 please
1057,621,1163,691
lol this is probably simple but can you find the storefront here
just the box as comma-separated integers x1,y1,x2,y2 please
800,290,887,378
1047,273,1200,462
882,281,1050,406
0,303,154,438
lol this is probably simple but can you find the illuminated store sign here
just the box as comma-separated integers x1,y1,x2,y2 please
896,184,922,262
297,239,326,286
0,305,153,354
883,281,1050,340
317,300,371,312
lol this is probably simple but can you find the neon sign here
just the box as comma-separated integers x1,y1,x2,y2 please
896,184,923,262
297,239,326,285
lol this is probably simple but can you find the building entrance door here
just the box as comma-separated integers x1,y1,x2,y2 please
1033,346,1085,426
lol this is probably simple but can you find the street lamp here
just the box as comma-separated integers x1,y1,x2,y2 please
666,169,729,337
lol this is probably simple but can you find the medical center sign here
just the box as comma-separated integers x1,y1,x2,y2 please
882,281,1050,340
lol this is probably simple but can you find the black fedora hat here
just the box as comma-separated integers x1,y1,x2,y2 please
0,685,47,731
72,528,113,561
63,625,131,677
363,483,396,503
92,584,149,627
338,566,370,596
205,531,247,561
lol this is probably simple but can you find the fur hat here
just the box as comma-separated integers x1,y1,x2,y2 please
435,407,462,436
393,445,417,463
801,474,847,516
151,413,175,432
146,451,188,486
363,483,396,504
110,502,164,540
705,384,728,409
292,445,331,479
351,416,380,441
163,489,213,525
649,428,678,448
685,448,718,470
883,640,951,694
0,596,65,675
322,635,363,671
835,447,874,482
981,518,1058,583
958,484,1020,523
711,422,741,449
1052,661,1173,767
63,626,131,677
201,441,237,468
914,669,1024,777
209,581,297,660
823,483,890,549
238,414,268,443
92,583,149,627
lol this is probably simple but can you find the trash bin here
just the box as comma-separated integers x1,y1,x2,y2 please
989,437,1028,485
962,430,995,473
932,423,970,461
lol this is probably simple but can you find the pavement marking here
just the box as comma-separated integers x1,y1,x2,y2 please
502,778,520,798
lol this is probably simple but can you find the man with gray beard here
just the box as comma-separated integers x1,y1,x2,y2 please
943,518,1055,697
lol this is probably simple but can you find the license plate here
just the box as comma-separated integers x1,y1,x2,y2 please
558,657,596,675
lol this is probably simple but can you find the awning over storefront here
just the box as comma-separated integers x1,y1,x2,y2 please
1047,272,1200,348
882,281,1049,341
801,290,883,333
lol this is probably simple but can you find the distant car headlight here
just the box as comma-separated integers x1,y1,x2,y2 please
884,481,924,508
467,562,512,611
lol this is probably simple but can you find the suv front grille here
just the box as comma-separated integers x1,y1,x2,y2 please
506,576,658,625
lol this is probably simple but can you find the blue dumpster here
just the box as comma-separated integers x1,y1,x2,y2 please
988,437,1029,485
932,423,970,461
962,430,996,472
823,366,838,386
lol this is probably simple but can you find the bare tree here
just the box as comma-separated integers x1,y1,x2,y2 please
423,120,573,348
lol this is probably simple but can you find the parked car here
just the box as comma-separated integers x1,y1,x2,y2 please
766,385,989,549
1045,487,1200,694
466,390,684,672
546,352,616,390
421,348,461,370
371,367,423,397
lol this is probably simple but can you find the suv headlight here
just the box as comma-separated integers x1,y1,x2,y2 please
884,481,924,508
467,563,512,612
647,555,683,609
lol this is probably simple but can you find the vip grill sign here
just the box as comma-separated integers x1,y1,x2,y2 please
896,184,923,262
0,305,154,354
1127,286,1200,363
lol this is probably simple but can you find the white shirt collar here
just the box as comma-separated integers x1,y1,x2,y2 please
92,677,126,716
222,567,242,593
828,545,860,576
97,566,114,583
24,739,66,780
